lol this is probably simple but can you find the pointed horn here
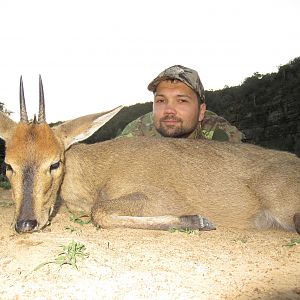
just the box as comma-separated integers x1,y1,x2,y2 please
19,76,29,123
38,75,46,123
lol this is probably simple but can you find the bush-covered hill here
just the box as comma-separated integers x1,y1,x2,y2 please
86,57,300,156
1,56,300,169
205,57,300,155
83,102,152,143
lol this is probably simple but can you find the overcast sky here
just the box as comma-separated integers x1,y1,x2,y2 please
0,0,299,122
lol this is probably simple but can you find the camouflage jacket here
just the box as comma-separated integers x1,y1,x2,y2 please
119,110,244,143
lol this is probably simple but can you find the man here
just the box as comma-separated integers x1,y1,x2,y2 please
119,65,244,142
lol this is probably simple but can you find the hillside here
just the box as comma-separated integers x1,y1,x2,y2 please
1,57,300,168
205,57,300,156
84,102,152,143
85,57,300,156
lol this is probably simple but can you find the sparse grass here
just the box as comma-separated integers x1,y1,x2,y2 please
65,225,80,233
233,236,249,243
169,227,197,234
0,200,13,207
283,238,300,248
64,211,91,233
69,211,91,225
237,238,248,243
34,240,89,271
0,175,11,190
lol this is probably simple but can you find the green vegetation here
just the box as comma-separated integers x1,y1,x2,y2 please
0,57,299,159
169,227,198,234
65,225,80,233
205,57,300,155
69,211,91,225
0,180,10,190
234,237,248,243
0,174,10,190
84,56,300,155
0,200,13,207
283,238,300,248
83,102,152,143
34,240,89,271
64,211,91,232
0,102,12,116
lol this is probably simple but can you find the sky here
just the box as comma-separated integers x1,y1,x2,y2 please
0,0,299,122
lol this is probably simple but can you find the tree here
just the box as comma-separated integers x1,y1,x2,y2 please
0,102,13,116
0,102,12,175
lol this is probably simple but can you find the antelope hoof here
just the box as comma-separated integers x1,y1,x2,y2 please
293,213,300,235
179,215,216,231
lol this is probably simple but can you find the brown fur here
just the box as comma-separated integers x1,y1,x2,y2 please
0,108,299,233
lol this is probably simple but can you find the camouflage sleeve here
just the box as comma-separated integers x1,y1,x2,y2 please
212,122,245,143
118,117,144,138
117,112,157,138
201,110,245,143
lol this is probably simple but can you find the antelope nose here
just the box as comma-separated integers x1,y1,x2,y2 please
15,219,38,233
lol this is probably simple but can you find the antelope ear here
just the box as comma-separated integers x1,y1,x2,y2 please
53,106,123,149
0,112,17,142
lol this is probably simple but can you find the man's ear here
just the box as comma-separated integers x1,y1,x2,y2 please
53,106,123,149
198,103,206,122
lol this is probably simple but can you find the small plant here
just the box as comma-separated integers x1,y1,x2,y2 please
34,240,89,271
0,175,11,190
0,200,13,207
238,238,248,243
69,211,91,225
65,225,80,233
170,227,197,234
234,236,248,243
283,238,300,248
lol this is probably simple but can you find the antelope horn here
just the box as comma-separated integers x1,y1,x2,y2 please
38,75,46,123
19,76,29,123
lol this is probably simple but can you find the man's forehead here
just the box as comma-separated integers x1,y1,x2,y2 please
155,80,197,96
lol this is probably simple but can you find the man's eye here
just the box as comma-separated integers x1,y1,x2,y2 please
50,161,61,172
155,98,165,103
178,98,188,103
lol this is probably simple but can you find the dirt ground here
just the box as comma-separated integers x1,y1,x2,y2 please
0,188,299,300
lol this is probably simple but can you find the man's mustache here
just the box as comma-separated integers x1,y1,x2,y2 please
160,116,182,122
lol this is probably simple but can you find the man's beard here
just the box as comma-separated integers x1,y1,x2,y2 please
155,116,194,138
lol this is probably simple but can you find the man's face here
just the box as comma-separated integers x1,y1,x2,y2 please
153,80,205,138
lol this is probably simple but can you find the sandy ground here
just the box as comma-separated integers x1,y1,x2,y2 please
0,188,299,300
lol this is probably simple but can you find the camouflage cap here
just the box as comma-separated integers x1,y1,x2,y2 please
147,65,205,102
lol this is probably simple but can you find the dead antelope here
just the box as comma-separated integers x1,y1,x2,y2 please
0,77,300,234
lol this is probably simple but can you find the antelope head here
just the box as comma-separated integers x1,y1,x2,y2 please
0,76,122,233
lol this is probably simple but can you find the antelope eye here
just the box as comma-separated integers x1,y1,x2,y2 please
4,162,13,172
50,161,61,172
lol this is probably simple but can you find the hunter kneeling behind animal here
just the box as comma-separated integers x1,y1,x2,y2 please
0,76,299,234
119,65,244,142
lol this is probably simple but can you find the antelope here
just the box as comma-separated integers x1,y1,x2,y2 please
0,77,299,234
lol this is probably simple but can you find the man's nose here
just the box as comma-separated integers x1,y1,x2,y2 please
164,103,177,114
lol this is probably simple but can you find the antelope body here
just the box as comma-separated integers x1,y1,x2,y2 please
0,78,300,234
